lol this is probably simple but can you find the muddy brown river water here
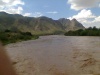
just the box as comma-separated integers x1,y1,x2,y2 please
6,35,100,75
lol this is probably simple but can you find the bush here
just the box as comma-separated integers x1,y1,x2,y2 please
0,31,39,45
64,27,100,36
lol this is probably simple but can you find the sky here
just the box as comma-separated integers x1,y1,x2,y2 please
0,0,100,28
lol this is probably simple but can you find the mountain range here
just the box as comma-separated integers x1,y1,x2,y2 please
0,12,85,35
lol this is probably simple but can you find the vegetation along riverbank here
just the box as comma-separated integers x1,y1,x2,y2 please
0,30,39,45
64,26,100,36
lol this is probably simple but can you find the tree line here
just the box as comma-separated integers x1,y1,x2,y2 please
64,26,100,36
0,29,39,45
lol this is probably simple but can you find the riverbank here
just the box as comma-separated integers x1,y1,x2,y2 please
64,27,100,36
5,35,100,75
0,31,39,45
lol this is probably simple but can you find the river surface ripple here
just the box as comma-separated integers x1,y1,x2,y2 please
6,35,100,75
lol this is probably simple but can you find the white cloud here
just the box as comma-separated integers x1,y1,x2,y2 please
46,11,58,14
68,9,96,20
33,12,43,17
68,0,100,10
68,9,100,28
67,0,100,27
24,13,32,16
0,0,24,14
11,0,24,6
0,0,24,6
0,6,23,14
94,16,100,22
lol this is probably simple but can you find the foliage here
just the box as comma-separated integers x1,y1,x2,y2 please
0,30,39,45
64,26,100,36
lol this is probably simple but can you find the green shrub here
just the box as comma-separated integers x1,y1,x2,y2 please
0,31,39,45
64,27,100,36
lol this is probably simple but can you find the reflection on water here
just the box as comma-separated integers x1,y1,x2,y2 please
6,35,100,75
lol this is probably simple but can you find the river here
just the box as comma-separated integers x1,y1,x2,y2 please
6,35,100,75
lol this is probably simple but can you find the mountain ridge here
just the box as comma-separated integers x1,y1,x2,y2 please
0,12,85,35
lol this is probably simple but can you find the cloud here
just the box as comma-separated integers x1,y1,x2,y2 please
24,13,32,16
68,9,96,20
0,6,23,14
68,9,100,27
68,0,100,10
46,11,58,14
0,0,24,14
2,0,24,6
33,12,43,17
94,16,100,22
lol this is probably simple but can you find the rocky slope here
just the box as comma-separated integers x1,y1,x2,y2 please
0,12,85,35
58,18,85,31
